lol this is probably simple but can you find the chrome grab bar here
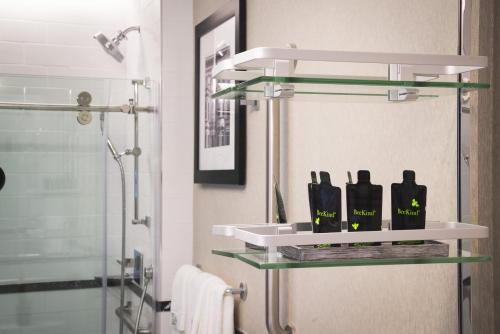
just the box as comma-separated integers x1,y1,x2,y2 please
115,304,152,334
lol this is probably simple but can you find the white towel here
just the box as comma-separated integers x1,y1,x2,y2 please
189,274,234,334
221,292,235,334
207,278,234,334
190,275,219,334
186,272,212,334
171,265,201,332
172,266,235,334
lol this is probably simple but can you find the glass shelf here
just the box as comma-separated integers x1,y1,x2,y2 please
212,248,491,270
211,75,490,102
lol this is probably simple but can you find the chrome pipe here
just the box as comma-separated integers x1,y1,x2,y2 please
0,102,154,113
266,270,293,334
134,274,151,334
133,81,140,220
265,98,293,334
115,306,151,334
266,98,280,224
118,26,141,41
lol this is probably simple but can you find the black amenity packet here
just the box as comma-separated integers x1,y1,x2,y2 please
391,170,427,231
346,170,383,245
308,171,342,234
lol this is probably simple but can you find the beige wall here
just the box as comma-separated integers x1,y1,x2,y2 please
194,1,461,333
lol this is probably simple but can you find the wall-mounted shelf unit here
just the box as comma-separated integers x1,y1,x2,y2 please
212,221,491,269
209,47,490,334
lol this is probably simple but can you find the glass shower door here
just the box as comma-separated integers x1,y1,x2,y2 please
0,74,160,334
0,74,108,334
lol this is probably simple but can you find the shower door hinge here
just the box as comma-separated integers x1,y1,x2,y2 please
131,77,151,89
132,216,151,227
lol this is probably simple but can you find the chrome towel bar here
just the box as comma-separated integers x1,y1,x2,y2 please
225,282,247,301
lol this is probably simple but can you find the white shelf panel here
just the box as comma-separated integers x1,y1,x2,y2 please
213,47,488,80
213,222,488,247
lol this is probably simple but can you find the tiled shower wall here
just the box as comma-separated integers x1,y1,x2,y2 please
0,0,195,333
0,0,161,333
0,0,134,78
0,0,139,278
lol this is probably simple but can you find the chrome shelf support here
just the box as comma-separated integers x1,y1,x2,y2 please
266,95,294,334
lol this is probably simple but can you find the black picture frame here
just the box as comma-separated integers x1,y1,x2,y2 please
194,0,246,185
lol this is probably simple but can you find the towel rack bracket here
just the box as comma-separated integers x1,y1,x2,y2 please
225,282,248,301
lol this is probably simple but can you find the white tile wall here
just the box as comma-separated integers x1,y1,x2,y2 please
0,20,46,43
159,0,194,305
0,0,136,78
0,42,24,64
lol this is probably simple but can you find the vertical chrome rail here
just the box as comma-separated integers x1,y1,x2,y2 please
457,1,471,333
133,80,140,221
265,98,293,334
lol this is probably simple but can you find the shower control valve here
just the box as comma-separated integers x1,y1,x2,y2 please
144,266,153,280
125,147,141,157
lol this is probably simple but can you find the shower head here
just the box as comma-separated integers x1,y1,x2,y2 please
93,26,140,63
94,32,124,62
106,137,120,160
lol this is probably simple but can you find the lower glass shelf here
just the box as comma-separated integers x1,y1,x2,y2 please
212,248,491,270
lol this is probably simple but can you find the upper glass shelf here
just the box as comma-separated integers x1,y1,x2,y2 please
211,47,489,102
212,75,490,102
212,248,491,270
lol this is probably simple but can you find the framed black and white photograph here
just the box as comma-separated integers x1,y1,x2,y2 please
194,0,246,185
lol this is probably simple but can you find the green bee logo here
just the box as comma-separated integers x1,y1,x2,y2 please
314,217,320,225
411,198,420,208
352,223,359,230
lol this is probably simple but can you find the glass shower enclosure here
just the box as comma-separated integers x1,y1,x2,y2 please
0,74,161,334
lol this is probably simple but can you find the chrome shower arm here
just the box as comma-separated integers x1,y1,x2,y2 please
113,26,141,44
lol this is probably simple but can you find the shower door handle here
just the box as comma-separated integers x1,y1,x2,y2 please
0,167,5,191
